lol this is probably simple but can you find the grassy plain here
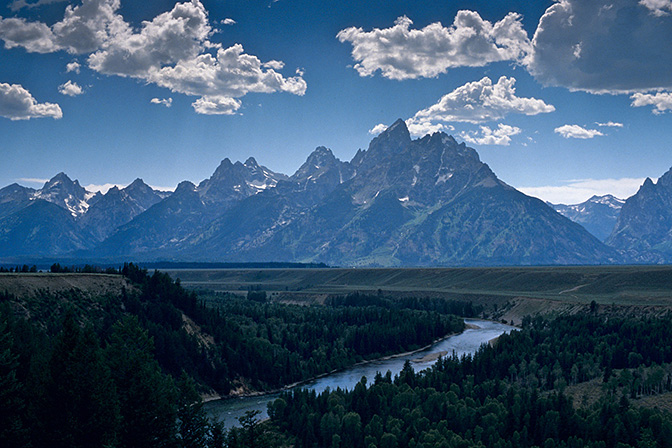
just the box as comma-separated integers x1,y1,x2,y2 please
163,265,672,324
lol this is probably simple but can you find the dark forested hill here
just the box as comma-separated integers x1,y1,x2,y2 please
0,267,471,447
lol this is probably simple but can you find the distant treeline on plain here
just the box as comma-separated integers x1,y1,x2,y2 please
140,261,331,269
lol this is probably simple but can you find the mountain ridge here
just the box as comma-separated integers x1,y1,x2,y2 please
551,194,625,242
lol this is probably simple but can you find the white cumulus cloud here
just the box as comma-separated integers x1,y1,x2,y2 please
337,12,531,80
405,120,453,138
0,0,306,115
407,76,554,134
151,97,172,108
149,44,307,102
631,92,672,114
368,123,388,135
0,17,59,53
596,121,624,127
66,60,80,73
58,80,83,96
191,96,241,115
640,0,672,16
527,0,672,93
0,0,127,55
87,0,211,77
554,124,604,139
0,82,62,120
460,123,522,146
221,18,236,26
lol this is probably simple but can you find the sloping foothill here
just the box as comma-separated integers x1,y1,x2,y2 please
0,272,133,299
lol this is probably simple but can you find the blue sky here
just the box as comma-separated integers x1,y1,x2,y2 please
1,0,671,204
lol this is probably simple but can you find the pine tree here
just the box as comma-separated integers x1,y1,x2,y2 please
106,315,178,448
43,313,121,448
177,372,210,448
0,313,28,448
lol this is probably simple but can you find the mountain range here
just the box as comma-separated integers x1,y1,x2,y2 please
1,119,669,266
551,195,625,242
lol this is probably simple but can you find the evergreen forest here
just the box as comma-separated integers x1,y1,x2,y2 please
0,264,469,447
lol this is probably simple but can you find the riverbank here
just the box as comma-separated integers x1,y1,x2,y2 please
205,319,514,428
202,320,479,402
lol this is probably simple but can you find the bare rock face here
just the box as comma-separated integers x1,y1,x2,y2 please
606,169,672,262
81,179,166,242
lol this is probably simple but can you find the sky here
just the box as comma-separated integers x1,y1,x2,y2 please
1,0,671,204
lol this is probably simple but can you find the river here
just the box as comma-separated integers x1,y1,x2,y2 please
204,319,515,428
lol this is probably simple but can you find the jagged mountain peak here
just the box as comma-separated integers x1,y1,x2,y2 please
417,131,481,162
80,177,167,242
370,119,411,150
175,180,197,193
351,148,366,167
198,158,241,187
196,155,287,205
41,172,83,192
127,178,148,189
0,183,35,219
123,178,159,197
352,121,493,207
304,146,336,166
656,167,672,188
423,131,457,145
290,146,355,194
312,145,333,155
387,118,408,133
34,172,95,217
46,171,73,183
43,172,79,190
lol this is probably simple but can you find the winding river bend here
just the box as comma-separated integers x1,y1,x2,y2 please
205,319,515,428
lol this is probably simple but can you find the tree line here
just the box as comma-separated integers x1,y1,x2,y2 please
0,265,37,273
